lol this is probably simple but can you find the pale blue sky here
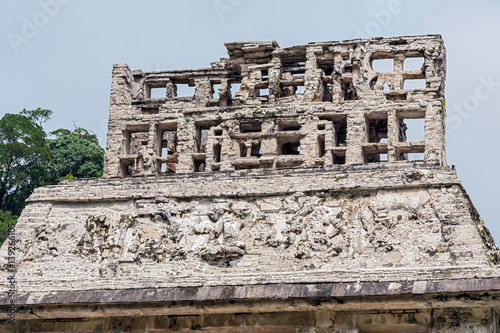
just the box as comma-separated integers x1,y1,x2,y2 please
1,0,499,241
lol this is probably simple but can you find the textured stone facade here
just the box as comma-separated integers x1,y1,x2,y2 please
1,35,500,332
103,35,446,178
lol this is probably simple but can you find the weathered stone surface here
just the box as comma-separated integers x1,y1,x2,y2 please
103,35,447,178
1,35,499,332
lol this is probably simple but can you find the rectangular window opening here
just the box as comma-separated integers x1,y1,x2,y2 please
150,87,166,99
279,141,301,155
282,61,306,79
387,93,407,101
404,79,426,90
194,159,206,172
239,143,249,158
230,83,241,98
235,164,259,171
256,88,269,97
142,106,160,114
372,58,394,72
196,126,210,153
399,118,425,142
322,83,333,102
160,130,177,157
317,136,325,158
240,122,262,133
319,116,347,147
281,84,305,97
214,129,223,136
121,161,131,177
318,62,334,76
250,143,261,158
404,57,425,71
279,120,301,131
261,70,269,81
334,119,347,146
211,83,221,99
399,152,425,161
160,162,176,174
365,152,388,163
333,152,346,165
175,83,195,97
128,131,149,155
213,144,222,163
343,82,356,100
367,118,388,143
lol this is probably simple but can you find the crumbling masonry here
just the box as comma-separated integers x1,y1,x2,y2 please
2,35,500,332
104,35,446,176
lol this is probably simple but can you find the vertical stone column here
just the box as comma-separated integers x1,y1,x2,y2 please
142,122,157,176
393,54,405,90
300,118,319,168
323,121,334,167
424,101,446,166
103,64,133,178
387,110,398,162
260,119,277,162
166,79,176,99
346,111,365,165
176,118,196,173
219,79,231,107
194,78,211,107
332,52,344,102
305,46,323,102
268,55,282,101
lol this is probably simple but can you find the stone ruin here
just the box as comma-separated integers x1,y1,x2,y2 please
104,35,446,177
1,35,500,332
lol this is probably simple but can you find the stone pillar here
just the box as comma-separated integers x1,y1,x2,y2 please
103,64,133,178
346,111,365,165
424,100,446,166
304,46,323,102
176,118,196,173
387,110,398,162
194,78,211,107
268,55,282,101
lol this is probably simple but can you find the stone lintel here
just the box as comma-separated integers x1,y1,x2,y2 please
3,277,500,320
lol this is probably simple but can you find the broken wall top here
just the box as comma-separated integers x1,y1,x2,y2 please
105,35,446,178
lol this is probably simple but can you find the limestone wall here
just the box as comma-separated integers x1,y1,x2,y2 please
2,35,500,333
4,167,498,294
104,35,447,178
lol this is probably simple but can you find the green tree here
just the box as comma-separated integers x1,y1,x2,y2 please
0,211,17,247
0,108,106,245
0,108,53,216
49,127,105,179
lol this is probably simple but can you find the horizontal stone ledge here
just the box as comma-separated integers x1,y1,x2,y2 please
26,166,460,203
5,277,500,308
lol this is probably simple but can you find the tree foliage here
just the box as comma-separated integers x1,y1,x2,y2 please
49,127,105,179
0,108,105,245
0,108,53,215
0,211,17,247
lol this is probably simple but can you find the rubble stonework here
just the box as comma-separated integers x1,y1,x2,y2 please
104,35,446,177
2,35,500,332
